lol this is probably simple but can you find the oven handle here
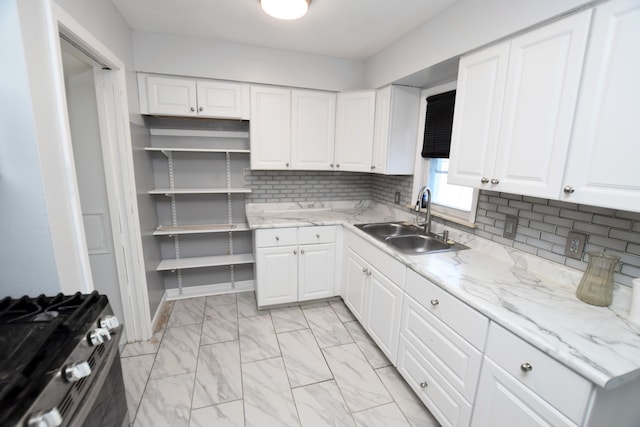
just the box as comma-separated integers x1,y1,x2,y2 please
67,325,125,426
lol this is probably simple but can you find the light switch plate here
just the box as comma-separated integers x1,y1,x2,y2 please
565,230,587,259
503,215,517,239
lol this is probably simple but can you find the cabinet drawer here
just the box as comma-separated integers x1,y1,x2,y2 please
347,230,406,287
401,295,483,402
397,337,473,427
485,323,592,424
255,228,297,248
298,225,336,245
405,269,488,350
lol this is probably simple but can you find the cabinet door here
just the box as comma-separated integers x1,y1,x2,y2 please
334,91,376,172
298,243,336,301
196,80,243,119
471,358,577,427
343,248,368,323
492,10,591,198
255,246,298,306
292,90,336,170
561,0,640,211
365,268,403,363
372,85,420,175
145,75,197,117
250,86,291,170
448,42,510,188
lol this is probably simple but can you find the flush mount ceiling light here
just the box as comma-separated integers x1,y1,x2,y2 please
261,0,311,20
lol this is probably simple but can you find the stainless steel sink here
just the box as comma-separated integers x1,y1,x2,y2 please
355,222,469,255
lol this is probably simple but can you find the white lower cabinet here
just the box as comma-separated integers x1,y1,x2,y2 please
255,226,336,307
471,323,592,427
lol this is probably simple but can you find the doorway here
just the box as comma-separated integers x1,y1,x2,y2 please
60,40,128,341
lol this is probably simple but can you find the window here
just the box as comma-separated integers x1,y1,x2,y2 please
428,159,474,212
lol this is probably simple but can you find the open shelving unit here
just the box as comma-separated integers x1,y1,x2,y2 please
146,122,254,295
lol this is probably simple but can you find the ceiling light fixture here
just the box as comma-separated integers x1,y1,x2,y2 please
261,0,311,20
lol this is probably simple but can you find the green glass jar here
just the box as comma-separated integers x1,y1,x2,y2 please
576,252,619,307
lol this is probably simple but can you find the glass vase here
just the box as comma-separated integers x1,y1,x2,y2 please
576,252,619,307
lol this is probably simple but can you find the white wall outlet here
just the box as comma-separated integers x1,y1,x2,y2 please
565,230,587,259
503,215,517,239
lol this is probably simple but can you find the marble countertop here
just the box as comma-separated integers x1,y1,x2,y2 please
246,201,640,389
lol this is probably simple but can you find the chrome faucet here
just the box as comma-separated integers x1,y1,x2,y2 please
415,186,431,235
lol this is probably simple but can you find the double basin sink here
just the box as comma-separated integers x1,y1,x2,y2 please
355,222,469,255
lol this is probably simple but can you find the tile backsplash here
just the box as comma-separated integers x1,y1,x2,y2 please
244,170,640,286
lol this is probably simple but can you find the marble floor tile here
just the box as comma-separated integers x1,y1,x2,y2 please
376,367,440,427
271,306,309,333
299,300,330,309
344,321,391,369
237,291,259,318
323,343,392,412
167,297,206,328
121,354,155,422
201,303,238,345
192,341,242,409
292,380,355,427
303,306,353,348
121,329,165,358
206,293,237,308
278,329,333,387
329,300,356,322
242,357,300,427
151,324,201,379
352,402,411,427
238,314,280,362
134,372,195,427
189,400,244,427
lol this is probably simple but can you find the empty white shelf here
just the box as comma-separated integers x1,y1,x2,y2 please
145,147,250,154
157,253,255,271
153,223,251,236
149,187,252,195
150,128,249,138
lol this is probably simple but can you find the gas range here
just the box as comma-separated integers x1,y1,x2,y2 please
0,292,127,427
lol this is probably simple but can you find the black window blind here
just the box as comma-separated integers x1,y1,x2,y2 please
421,90,456,158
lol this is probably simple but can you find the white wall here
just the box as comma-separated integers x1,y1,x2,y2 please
133,31,365,91
364,0,593,88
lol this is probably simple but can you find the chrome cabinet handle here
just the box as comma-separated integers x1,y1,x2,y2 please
481,177,489,184
330,164,334,168
198,106,203,112
190,107,195,112
430,299,439,306
293,249,298,255
336,164,340,168
316,234,320,238
286,162,290,167
521,362,533,373
563,186,575,194
371,165,376,170
362,267,368,273
490,178,500,185
275,236,279,241
420,381,428,388
300,249,305,254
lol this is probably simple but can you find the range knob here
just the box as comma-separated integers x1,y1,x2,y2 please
99,315,120,331
88,327,111,346
27,408,62,427
63,361,92,382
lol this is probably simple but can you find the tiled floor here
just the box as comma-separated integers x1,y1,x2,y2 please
120,292,440,427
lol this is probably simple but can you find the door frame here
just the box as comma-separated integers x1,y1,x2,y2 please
53,5,152,341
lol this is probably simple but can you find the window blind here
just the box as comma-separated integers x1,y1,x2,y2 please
421,90,456,158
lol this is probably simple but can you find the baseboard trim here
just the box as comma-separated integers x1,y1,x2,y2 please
150,290,168,332
165,280,255,301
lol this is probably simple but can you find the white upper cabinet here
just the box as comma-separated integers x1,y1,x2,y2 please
561,0,640,211
334,91,376,172
250,86,292,170
372,85,421,175
139,74,248,119
448,10,592,199
291,90,336,170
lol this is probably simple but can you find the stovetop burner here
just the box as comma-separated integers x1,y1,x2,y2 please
0,292,90,323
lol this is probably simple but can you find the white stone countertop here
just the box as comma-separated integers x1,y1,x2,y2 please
246,201,640,389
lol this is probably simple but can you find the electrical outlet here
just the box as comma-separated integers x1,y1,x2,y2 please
394,191,401,204
565,230,587,259
503,215,517,239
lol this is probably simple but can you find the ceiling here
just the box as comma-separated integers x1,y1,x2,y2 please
110,0,459,61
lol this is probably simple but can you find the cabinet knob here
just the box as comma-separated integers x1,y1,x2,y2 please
190,107,195,112
490,178,500,185
520,362,533,373
481,177,489,184
316,234,320,238
330,164,334,168
286,162,290,167
293,249,298,255
275,236,280,241
365,270,372,276
430,299,439,306
420,381,428,388
300,249,305,254
362,267,368,273
336,164,340,168
198,106,203,112
371,165,376,170
563,186,575,194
